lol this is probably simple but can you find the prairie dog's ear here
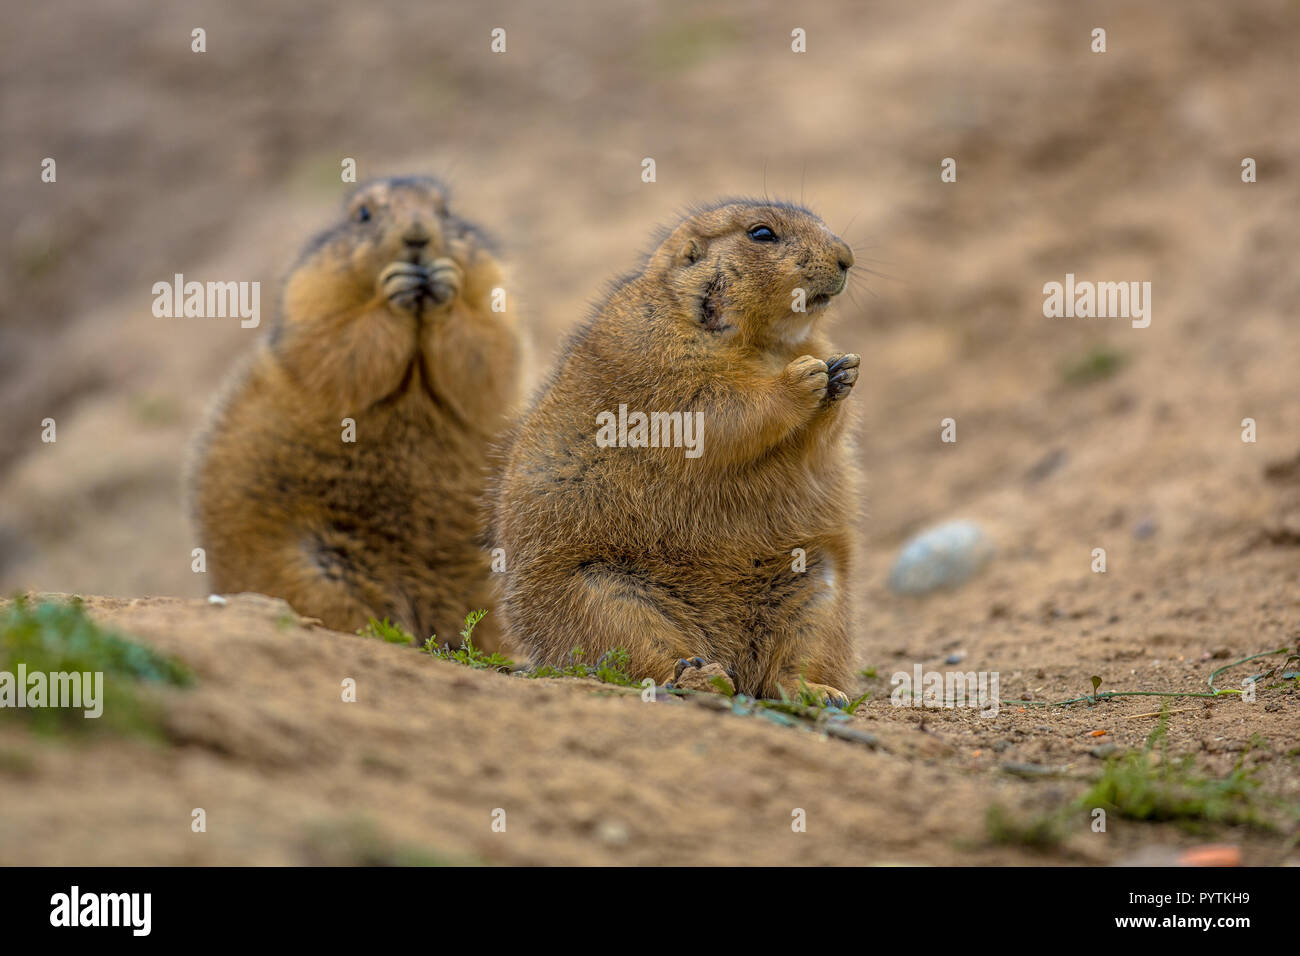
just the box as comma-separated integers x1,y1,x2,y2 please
676,237,704,266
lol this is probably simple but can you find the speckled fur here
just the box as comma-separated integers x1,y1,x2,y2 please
188,177,522,650
491,199,861,699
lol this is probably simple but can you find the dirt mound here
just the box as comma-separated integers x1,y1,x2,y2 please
0,593,1294,865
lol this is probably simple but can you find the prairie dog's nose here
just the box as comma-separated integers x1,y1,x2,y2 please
833,239,854,273
403,222,431,250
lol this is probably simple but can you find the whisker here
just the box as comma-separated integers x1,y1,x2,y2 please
849,243,890,257
840,208,864,236
853,266,898,284
856,285,882,300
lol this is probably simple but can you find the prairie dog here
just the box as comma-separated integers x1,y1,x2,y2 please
189,176,521,650
491,199,860,701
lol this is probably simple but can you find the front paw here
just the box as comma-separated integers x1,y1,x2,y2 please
783,355,830,412
426,257,463,308
379,261,430,315
823,353,860,404
378,258,462,315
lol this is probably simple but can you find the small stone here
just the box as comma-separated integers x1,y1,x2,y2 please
1090,743,1119,759
999,762,1065,777
888,520,994,595
1024,448,1067,483
689,693,732,712
825,724,881,749
1115,846,1183,867
1177,844,1242,867
1133,517,1158,540
207,594,228,606
596,820,630,845
672,663,734,696
944,652,966,665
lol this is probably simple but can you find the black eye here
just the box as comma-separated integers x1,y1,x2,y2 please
748,225,777,242
356,205,371,223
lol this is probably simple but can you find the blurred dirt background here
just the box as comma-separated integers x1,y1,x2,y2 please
1,0,1298,864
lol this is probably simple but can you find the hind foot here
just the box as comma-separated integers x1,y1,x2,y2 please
782,680,851,709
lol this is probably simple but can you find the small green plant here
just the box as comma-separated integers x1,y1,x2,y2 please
0,596,192,737
0,747,38,778
1062,345,1127,385
758,694,807,718
530,655,590,680
358,617,417,645
1080,705,1267,830
299,817,478,866
843,692,870,715
648,17,741,71
592,647,638,686
528,646,642,687
708,674,736,697
423,610,515,672
984,802,1067,850
793,680,826,709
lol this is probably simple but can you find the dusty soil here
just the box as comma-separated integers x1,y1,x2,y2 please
2,0,1298,864
0,591,1293,866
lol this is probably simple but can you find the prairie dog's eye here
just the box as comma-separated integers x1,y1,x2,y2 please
356,205,371,223
747,225,777,242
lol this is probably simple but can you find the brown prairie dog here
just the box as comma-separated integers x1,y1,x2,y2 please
189,176,522,651
491,199,860,702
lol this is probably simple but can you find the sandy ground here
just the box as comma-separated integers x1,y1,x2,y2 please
0,591,1294,866
2,0,1298,864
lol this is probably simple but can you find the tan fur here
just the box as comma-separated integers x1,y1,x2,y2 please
188,177,521,650
490,199,860,700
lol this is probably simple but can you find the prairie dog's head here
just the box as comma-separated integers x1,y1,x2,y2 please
281,176,502,331
649,200,853,347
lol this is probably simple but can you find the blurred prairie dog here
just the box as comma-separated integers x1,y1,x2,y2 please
492,199,860,702
189,177,522,650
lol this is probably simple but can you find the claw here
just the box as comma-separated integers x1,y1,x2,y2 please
672,657,707,682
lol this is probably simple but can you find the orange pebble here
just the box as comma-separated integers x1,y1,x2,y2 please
1090,729,1107,737
1178,845,1241,867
